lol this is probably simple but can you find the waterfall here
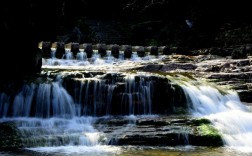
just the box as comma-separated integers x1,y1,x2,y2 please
0,78,118,153
76,50,87,61
172,75,252,152
51,48,56,58
5,71,246,154
130,52,141,61
0,72,157,117
91,50,104,65
119,51,124,60
0,92,10,117
104,51,114,63
12,84,35,117
62,49,73,60
1,82,76,118
4,117,103,147
122,74,152,115
68,73,153,116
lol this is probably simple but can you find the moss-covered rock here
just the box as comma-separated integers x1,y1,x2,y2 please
191,118,212,126
0,122,23,151
189,119,223,146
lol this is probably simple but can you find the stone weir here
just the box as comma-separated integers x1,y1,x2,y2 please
39,41,174,59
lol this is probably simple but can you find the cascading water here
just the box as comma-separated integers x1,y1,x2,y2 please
104,51,114,63
122,74,152,115
0,79,121,154
2,46,252,155
51,48,56,59
0,72,167,117
171,75,252,153
76,49,87,61
62,49,73,60
1,71,179,155
42,47,163,71
119,51,124,60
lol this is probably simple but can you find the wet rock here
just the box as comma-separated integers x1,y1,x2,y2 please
115,132,189,146
33,48,43,73
161,63,197,71
146,46,159,55
141,64,163,72
136,119,168,126
95,117,130,125
0,122,23,150
96,43,107,57
160,46,171,55
102,116,223,147
237,90,252,103
53,42,65,58
41,41,51,58
70,42,79,55
134,46,145,57
231,46,247,59
246,44,252,55
190,118,212,126
189,124,223,146
208,72,252,80
83,43,93,58
170,47,188,55
170,119,188,124
193,47,230,56
111,44,120,58
121,45,132,58
234,59,250,66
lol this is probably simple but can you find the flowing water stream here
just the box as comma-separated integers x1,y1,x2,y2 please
169,75,252,153
1,48,252,155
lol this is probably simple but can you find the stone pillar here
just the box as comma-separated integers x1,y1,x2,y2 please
121,45,132,59
52,42,65,58
111,44,120,58
146,46,159,55
41,41,51,58
83,43,93,58
160,46,171,55
133,46,145,57
96,43,107,57
71,42,80,56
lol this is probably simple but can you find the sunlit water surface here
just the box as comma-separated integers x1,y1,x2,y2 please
1,146,251,156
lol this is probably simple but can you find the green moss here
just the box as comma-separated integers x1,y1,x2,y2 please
198,124,219,136
188,117,224,146
198,124,223,145
191,118,220,137
191,118,211,126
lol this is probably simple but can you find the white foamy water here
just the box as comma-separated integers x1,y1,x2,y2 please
42,48,164,71
172,75,252,153
1,117,106,148
28,145,121,155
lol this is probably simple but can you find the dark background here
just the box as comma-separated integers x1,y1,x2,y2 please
0,0,251,78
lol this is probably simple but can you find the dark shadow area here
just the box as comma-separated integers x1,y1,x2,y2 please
1,0,252,77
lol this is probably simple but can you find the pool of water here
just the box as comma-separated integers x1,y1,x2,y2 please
1,146,251,156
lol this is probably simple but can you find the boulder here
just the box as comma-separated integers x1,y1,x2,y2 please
0,122,23,150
